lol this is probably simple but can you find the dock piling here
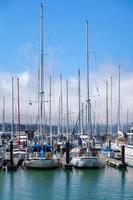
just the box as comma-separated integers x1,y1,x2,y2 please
10,140,14,166
66,141,70,164
121,145,125,165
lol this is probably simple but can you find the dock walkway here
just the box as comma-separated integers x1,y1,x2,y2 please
106,158,127,169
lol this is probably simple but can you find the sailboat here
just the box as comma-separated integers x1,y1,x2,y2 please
4,78,27,165
24,143,59,169
110,66,125,153
115,66,125,146
0,132,4,168
70,20,105,168
24,2,59,169
125,125,133,167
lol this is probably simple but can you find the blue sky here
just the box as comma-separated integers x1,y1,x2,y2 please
0,0,133,77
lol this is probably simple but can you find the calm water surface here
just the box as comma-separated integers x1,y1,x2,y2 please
0,167,133,200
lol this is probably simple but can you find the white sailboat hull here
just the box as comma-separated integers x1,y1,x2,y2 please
70,156,105,168
24,158,59,169
125,146,133,167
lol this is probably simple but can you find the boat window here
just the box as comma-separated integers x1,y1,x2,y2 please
127,135,133,145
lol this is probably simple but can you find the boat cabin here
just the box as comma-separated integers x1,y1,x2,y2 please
126,133,133,146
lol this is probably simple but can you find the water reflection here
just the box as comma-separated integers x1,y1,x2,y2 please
8,172,15,200
0,167,133,200
0,171,15,200
74,168,104,200
23,169,58,200
119,169,127,200
64,170,72,200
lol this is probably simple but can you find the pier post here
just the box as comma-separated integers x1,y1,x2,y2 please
10,140,14,166
121,145,125,164
66,141,70,164
109,140,111,149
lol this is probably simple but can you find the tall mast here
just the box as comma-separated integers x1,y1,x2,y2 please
81,102,84,136
86,20,90,137
38,67,40,133
43,97,46,136
89,100,92,137
2,96,5,134
58,97,61,136
97,114,100,136
78,68,81,134
85,104,87,133
17,78,21,146
117,65,120,133
110,76,112,134
49,75,52,145
93,101,96,135
66,80,69,140
11,77,14,140
40,2,44,135
106,81,109,134
127,107,129,132
60,74,63,134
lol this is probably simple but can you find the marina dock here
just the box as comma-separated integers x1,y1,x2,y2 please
106,158,127,169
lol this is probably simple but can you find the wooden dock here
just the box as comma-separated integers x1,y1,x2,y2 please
2,158,24,171
61,156,73,169
62,163,73,169
106,159,127,169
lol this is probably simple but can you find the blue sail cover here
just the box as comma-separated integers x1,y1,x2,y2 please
31,144,53,152
101,146,112,152
31,144,41,152
101,146,114,158
78,137,82,146
43,144,53,152
38,149,45,157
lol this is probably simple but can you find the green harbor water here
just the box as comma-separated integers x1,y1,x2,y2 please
0,167,133,200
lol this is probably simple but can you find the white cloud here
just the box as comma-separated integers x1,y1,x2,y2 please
19,71,30,87
0,61,133,130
